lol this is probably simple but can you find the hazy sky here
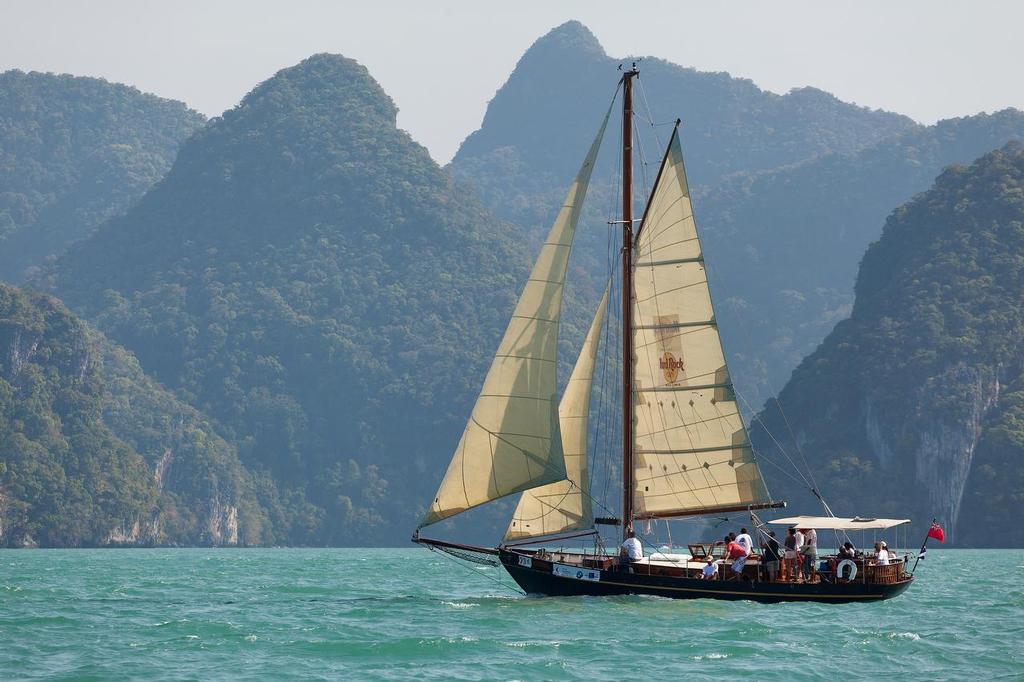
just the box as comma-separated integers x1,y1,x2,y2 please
2,1,1022,163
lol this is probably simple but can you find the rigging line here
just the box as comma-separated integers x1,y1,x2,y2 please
595,280,614,505
636,79,666,152
557,475,624,534
597,139,623,511
773,397,830,514
634,82,665,240
602,280,619,501
601,265,623,512
633,119,652,206
733,386,815,493
746,444,811,486
424,543,525,597
596,285,613,508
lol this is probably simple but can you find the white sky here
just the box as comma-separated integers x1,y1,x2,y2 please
2,0,1022,163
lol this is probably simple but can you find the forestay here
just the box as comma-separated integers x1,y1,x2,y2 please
630,128,773,519
421,108,612,527
505,285,609,541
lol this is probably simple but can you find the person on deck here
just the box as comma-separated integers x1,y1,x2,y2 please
620,534,643,571
801,527,818,581
783,527,799,582
839,541,856,561
874,541,891,566
761,530,781,582
735,527,753,556
701,556,718,580
725,535,748,578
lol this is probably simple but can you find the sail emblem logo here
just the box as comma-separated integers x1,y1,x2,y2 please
660,352,685,384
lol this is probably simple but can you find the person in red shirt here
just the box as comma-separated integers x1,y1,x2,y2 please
724,535,748,578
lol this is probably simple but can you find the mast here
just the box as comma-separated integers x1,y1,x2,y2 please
621,65,638,541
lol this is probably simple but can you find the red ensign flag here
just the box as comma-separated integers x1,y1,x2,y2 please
927,522,945,543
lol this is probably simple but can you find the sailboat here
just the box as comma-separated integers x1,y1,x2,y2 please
414,67,915,603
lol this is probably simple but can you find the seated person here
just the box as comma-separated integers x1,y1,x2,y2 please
620,534,643,569
873,541,891,565
839,542,856,561
701,557,718,580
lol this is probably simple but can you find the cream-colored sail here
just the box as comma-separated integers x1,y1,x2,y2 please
630,129,772,519
504,285,609,541
421,110,612,528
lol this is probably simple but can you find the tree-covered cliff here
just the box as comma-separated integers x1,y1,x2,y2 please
0,70,205,283
49,55,533,544
703,109,1024,407
751,144,1024,546
0,284,271,547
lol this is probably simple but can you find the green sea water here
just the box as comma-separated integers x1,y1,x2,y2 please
1,548,1019,680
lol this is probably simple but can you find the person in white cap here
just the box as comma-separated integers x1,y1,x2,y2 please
874,540,891,565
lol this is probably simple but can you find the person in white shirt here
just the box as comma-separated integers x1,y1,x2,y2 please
701,557,718,580
874,541,891,565
801,527,818,581
793,529,805,581
620,534,643,571
735,528,753,555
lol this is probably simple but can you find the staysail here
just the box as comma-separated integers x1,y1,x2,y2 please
504,285,609,541
421,109,612,528
630,127,773,519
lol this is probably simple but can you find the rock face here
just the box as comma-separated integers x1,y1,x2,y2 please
752,144,1024,546
0,284,260,547
49,54,531,544
0,70,205,282
205,500,239,546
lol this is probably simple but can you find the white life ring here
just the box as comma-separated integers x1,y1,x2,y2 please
837,559,857,581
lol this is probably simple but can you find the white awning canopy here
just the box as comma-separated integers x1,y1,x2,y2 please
768,515,911,531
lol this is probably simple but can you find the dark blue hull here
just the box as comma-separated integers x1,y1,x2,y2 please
499,549,912,604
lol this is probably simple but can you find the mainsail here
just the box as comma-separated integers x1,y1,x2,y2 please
504,285,609,541
421,109,612,528
630,128,772,519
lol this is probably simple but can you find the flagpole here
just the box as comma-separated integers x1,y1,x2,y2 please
910,517,936,574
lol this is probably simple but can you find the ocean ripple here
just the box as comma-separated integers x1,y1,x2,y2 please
0,548,1018,680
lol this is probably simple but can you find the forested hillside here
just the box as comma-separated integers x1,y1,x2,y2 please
448,22,1024,407
703,109,1024,406
450,21,914,234
10,24,1023,546
0,70,205,283
0,284,271,547
752,144,1024,547
49,54,534,544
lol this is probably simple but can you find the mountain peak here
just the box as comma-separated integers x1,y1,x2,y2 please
521,21,607,64
232,53,397,128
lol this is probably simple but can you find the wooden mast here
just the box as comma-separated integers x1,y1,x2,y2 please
621,65,639,541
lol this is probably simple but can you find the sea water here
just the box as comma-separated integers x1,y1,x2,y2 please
1,548,1019,680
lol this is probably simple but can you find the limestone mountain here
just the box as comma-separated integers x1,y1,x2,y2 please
50,54,533,544
0,284,268,547
751,144,1024,547
449,21,915,235
449,23,1024,408
446,20,925,409
0,70,205,283
703,109,1024,407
